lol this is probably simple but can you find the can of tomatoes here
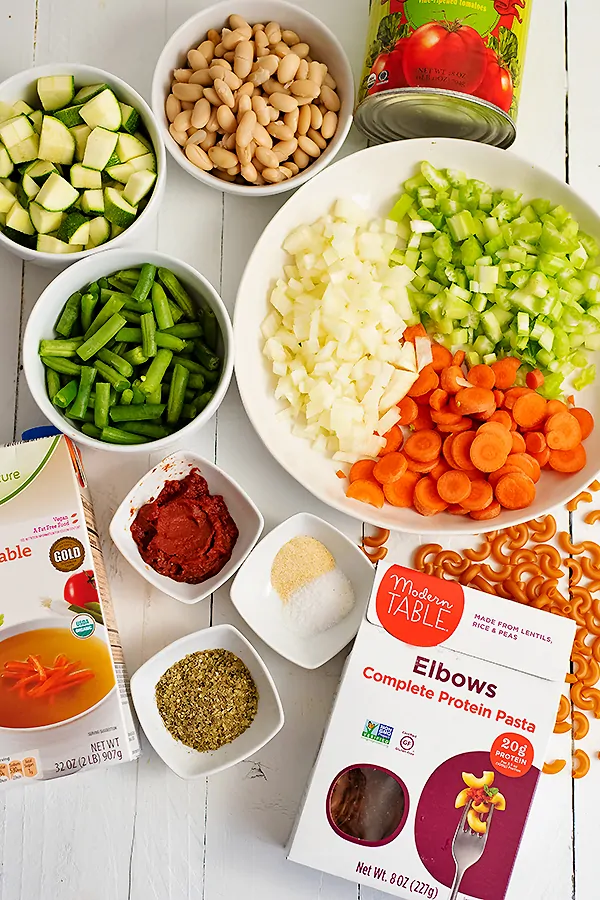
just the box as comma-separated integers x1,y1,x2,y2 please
355,0,532,149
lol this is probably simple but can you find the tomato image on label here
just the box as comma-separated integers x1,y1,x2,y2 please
375,565,464,647
365,14,410,95
402,19,488,93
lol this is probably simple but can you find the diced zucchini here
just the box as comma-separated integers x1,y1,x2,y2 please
28,109,43,133
116,132,148,162
80,89,121,131
0,181,16,213
87,215,110,248
17,173,40,207
119,103,140,135
70,124,92,162
123,169,156,205
82,127,118,170
36,234,83,254
36,172,79,212
80,188,104,214
70,163,102,189
7,135,40,165
0,146,14,178
29,201,64,234
73,83,109,104
0,114,34,149
105,151,120,168
104,187,136,227
133,131,152,151
37,75,75,111
54,105,84,128
13,100,34,116
0,178,17,195
106,151,155,184
110,222,125,239
0,102,15,124
105,161,135,184
6,201,35,235
131,151,155,172
57,212,90,245
39,116,75,165
23,159,57,183
2,226,35,248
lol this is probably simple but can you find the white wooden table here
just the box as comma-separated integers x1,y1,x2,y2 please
0,1,598,898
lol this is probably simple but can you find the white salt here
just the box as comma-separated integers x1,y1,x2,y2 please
281,568,356,637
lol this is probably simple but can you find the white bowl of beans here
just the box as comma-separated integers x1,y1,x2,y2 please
151,0,354,195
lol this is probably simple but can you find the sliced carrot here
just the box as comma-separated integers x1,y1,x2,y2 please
526,368,544,390
461,479,494,512
470,433,509,473
544,412,582,451
403,324,427,343
511,432,526,454
349,459,376,483
451,431,478,470
431,408,463,426
546,399,568,416
346,479,385,508
470,501,502,521
407,456,439,474
429,388,448,411
447,396,461,416
336,469,346,479
440,366,466,394
512,393,547,429
493,389,505,408
506,452,541,483
455,387,496,416
491,356,520,390
477,422,513,456
416,390,434,406
412,406,433,431
379,424,403,455
442,435,458,469
437,418,474,434
467,365,496,390
495,472,536,509
531,446,551,468
504,387,533,410
448,504,470,515
525,432,546,454
437,470,471,504
452,350,466,366
431,459,451,481
413,476,448,516
408,365,439,397
548,445,587,473
488,465,522,489
397,396,419,425
488,409,512,430
383,471,421,507
373,452,408,485
431,343,453,372
571,408,594,440
404,429,442,462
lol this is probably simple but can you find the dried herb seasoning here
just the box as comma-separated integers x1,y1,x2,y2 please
155,649,259,753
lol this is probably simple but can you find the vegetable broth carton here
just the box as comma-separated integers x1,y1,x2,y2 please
0,436,140,785
289,561,575,899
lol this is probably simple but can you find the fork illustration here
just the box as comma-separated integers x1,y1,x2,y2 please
448,803,494,900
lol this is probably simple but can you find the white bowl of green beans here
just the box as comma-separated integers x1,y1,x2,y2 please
23,249,234,451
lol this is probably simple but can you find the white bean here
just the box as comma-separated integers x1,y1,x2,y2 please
236,139,255,166
291,42,310,59
188,49,208,70
298,134,320,157
252,122,273,148
169,123,187,146
186,129,207,147
270,92,297,112
255,146,279,168
222,28,248,51
237,94,252,117
262,167,285,183
241,162,258,182
217,104,237,133
293,148,310,168
281,29,300,46
200,131,217,151
308,61,325,87
248,68,270,86
208,146,239,169
237,109,257,147
252,95,271,127
323,72,337,90
321,110,338,140
191,97,211,129
203,87,221,107
205,108,220,133
273,138,297,161
180,100,194,110
172,82,204,102
166,94,181,123
267,121,294,141
320,85,340,112
309,105,323,131
173,68,191,83
173,109,192,131
189,69,213,86
290,79,320,100
283,108,299,132
234,41,254,79
185,143,213,170
297,59,309,81
198,41,215,63
307,127,327,150
297,104,311,135
229,14,252,34
265,21,281,44
277,53,300,84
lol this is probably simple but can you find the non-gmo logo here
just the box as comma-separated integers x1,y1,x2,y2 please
70,613,95,639
362,719,394,745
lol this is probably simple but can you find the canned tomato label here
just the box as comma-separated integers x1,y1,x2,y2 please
356,0,532,149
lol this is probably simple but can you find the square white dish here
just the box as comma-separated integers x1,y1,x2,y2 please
109,451,263,604
130,623,284,779
229,513,375,669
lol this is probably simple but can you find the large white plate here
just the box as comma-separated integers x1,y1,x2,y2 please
234,138,600,534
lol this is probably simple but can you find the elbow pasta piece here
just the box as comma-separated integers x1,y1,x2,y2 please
585,613,600,638
557,694,571,722
414,543,442,570
581,556,600,580
360,545,388,563
559,532,586,556
572,587,593,617
584,510,600,526
543,759,566,775
471,575,496,595
506,524,529,549
566,491,593,512
565,673,577,684
510,548,537,565
583,657,600,686
512,562,543,581
479,563,513,582
592,638,600,663
573,749,590,779
554,719,572,734
583,540,600,566
492,534,512,564
572,653,589,681
565,557,583,585
526,575,546,601
363,528,390,548
572,711,590,740
528,515,557,543
588,480,600,491
463,541,491,562
572,683,600,712
484,531,498,541
505,580,528,604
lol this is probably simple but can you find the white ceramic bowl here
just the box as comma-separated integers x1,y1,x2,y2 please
230,513,374,669
109,450,263,603
234,137,600,534
130,623,284,779
0,63,166,266
151,0,353,197
23,248,234,453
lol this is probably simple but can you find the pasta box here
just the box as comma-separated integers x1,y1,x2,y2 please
288,561,576,900
0,435,140,785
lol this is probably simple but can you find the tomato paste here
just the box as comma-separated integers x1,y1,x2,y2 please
130,468,239,584
356,0,532,148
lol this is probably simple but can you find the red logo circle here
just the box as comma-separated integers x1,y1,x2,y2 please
490,732,534,778
375,565,464,647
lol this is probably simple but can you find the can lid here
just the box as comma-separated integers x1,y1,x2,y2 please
355,88,516,150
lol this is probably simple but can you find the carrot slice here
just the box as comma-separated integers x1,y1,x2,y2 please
531,446,551,468
488,409,512,430
346,479,385,508
412,406,434,431
493,389,505,408
544,412,582,451
349,459,376,483
455,387,496,416
373,452,408,485
404,429,442,462
470,501,502,521
431,343,453,372
470,433,509,473
526,369,544,390
488,465,522,489
437,470,471,504
429,388,448,411
408,365,439,397
491,357,520,390
511,432,526,454
495,472,536,509
504,387,533,410
512,392,547,429
440,365,466,394
452,350,465,366
437,419,474,434
467,365,496,390
525,432,546,454
461,480,494,512
407,456,439,474
403,324,427,343
413,476,448,516
506,452,541,483
397,396,419,425
571,408,594,440
546,399,568,416
548,445,587,473
383,471,421,507
442,435,458,469
416,390,434,406
379,424,403,455
431,459,451,481
431,408,463,426
451,431,478,470
477,422,513,456
448,504,470,515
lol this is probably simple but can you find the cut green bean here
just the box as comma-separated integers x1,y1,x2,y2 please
46,369,61,402
115,268,142,286
196,390,214,412
152,283,174,330
120,389,133,406
108,276,133,294
110,403,166,422
112,342,126,357
115,327,142,342
41,356,82,376
94,382,111,428
53,379,78,408
98,277,110,290
94,360,130,392
157,332,186,352
82,423,102,440
141,348,173,396
120,421,170,439
167,363,189,425
162,322,204,339
131,387,146,405
69,366,97,419
146,385,162,405
122,346,148,367
55,292,81,338
141,312,157,358
186,373,206,391
101,426,147,445
66,408,94,422
86,281,100,297
158,268,196,318
170,355,205,375
100,289,152,313
39,338,84,358
202,307,218,350
132,263,157,302
81,292,98,334
78,313,127,361
194,339,220,371
121,310,142,325
84,295,125,339
96,348,134,378
167,298,184,324
162,384,195,403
